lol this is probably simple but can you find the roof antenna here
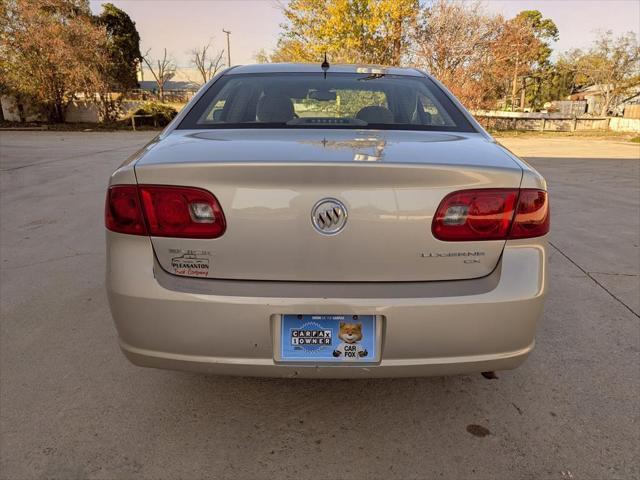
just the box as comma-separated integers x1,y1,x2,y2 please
321,52,329,79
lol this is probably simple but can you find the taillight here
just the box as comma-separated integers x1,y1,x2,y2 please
432,188,549,241
105,185,226,238
138,185,226,238
509,189,550,239
105,185,147,235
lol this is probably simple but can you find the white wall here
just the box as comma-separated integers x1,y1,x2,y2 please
1,96,101,123
609,117,640,133
65,102,100,123
0,96,46,122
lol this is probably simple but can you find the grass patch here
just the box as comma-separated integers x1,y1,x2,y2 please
630,136,640,143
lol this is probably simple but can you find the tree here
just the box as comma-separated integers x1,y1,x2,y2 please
95,3,141,91
411,0,503,109
254,49,270,64
532,57,577,108
191,41,225,85
0,0,110,122
142,48,176,102
269,0,418,65
94,3,141,120
514,11,559,110
568,31,640,116
490,10,558,110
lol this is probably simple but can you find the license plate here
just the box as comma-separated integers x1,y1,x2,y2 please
279,314,377,363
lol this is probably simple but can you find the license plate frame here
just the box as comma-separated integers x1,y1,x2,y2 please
276,314,381,364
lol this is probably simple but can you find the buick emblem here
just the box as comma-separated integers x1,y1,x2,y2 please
311,198,348,235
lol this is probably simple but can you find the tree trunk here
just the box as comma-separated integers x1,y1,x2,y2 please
0,98,5,122
17,101,25,123
511,51,520,111
599,92,613,117
53,103,63,123
49,87,66,122
392,19,403,66
99,92,110,123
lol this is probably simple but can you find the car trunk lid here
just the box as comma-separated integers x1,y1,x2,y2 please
134,129,522,282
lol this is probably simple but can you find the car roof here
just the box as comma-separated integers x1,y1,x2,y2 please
227,63,425,77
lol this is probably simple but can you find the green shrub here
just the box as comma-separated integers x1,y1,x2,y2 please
132,101,178,126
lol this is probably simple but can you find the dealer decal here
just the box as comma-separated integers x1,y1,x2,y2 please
170,249,211,277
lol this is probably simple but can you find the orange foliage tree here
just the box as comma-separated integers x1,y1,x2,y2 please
1,0,109,122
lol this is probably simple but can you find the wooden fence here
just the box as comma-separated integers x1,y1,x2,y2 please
473,112,640,133
127,89,195,103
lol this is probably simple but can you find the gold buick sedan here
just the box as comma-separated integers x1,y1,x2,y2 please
105,63,549,378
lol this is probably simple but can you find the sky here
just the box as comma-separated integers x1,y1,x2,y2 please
89,0,640,71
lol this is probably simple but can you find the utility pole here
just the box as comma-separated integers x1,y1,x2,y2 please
222,29,231,67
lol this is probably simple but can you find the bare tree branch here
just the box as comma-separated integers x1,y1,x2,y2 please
141,48,176,102
190,41,225,85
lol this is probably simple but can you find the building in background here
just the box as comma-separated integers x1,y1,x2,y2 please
569,85,640,117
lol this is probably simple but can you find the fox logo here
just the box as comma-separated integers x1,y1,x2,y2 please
332,322,368,359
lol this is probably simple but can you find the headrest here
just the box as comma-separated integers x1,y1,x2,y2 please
256,94,295,123
355,105,394,124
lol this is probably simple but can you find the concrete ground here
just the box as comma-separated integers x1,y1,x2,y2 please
1,132,638,480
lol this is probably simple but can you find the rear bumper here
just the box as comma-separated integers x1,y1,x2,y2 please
106,233,547,378
120,340,533,378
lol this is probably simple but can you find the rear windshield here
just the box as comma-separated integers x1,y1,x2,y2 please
178,72,475,132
